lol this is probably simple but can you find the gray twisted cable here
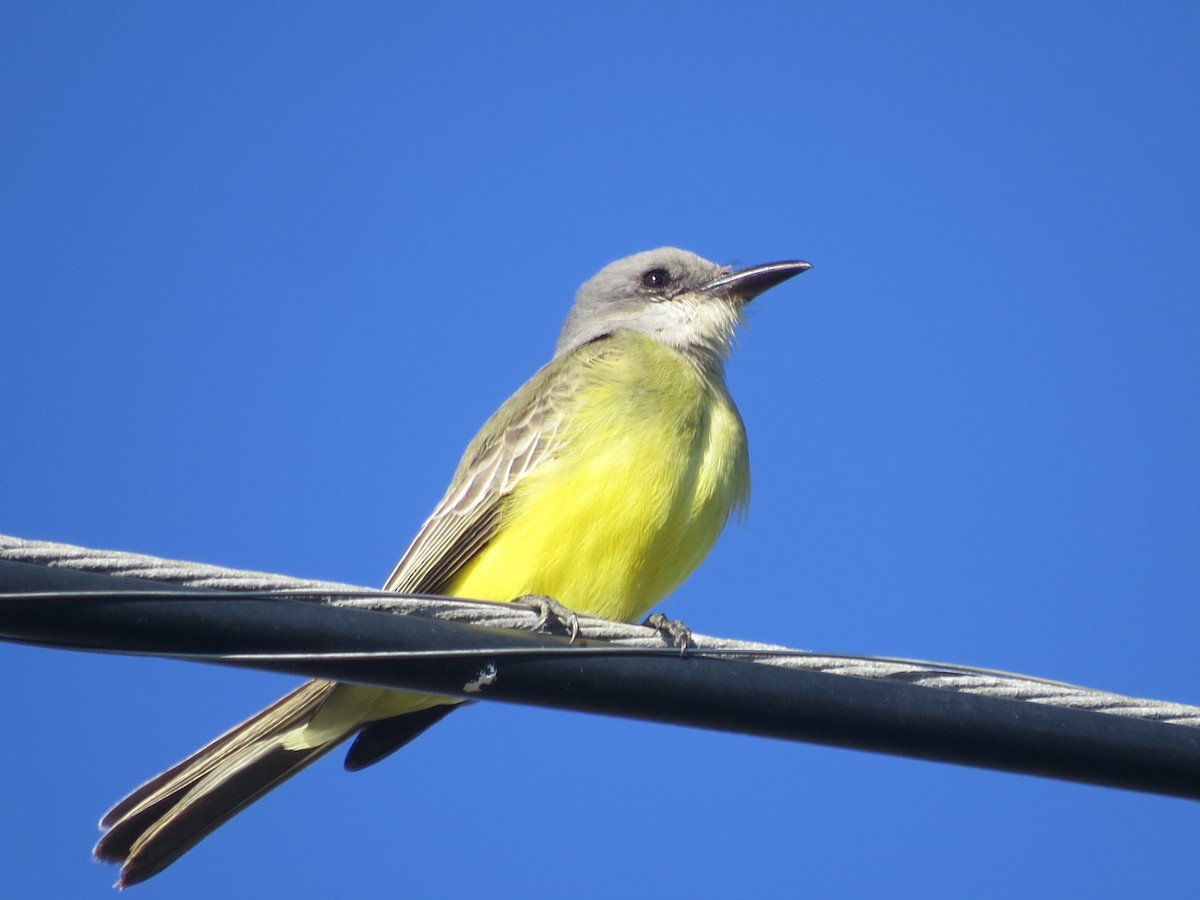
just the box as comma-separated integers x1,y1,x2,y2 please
3,534,1197,728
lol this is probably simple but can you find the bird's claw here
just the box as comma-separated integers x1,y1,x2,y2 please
643,612,693,653
517,594,581,643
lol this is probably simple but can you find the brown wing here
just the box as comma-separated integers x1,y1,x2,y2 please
381,344,602,595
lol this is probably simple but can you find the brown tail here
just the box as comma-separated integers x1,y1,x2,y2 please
94,679,344,888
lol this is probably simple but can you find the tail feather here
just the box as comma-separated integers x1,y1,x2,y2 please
99,679,336,830
343,703,459,771
95,679,346,887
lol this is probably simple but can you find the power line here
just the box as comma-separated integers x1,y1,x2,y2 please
3,535,1199,801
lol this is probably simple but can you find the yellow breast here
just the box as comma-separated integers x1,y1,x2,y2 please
445,331,749,621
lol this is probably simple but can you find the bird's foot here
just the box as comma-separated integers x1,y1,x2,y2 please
517,594,581,643
643,612,693,652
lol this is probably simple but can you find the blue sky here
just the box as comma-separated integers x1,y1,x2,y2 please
3,2,1199,897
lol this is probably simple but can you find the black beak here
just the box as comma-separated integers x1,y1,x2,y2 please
705,259,812,302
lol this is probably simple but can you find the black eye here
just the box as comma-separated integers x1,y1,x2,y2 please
641,268,671,289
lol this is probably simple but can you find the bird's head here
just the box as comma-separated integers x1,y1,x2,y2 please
556,248,810,373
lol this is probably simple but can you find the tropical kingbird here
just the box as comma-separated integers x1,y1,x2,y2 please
94,247,811,886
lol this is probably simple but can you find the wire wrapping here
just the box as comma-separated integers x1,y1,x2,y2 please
3,534,1200,800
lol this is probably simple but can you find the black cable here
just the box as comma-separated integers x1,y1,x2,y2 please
2,557,1199,802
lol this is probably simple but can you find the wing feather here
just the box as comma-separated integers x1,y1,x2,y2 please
381,345,603,595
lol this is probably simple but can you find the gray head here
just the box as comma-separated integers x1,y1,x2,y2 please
555,248,811,372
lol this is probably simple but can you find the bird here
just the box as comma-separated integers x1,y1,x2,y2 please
93,247,811,886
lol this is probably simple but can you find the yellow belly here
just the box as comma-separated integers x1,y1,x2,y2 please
445,332,749,622
295,332,750,743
